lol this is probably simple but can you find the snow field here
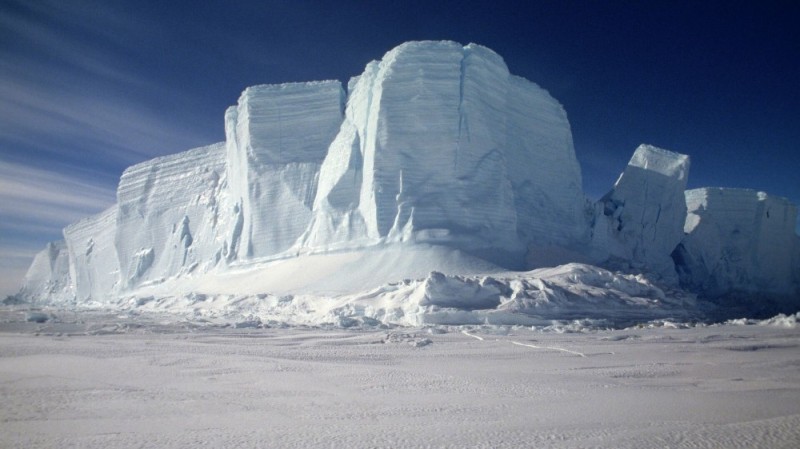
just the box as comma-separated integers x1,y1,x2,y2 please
1,311,799,448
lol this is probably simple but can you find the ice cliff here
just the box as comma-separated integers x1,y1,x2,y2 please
115,143,229,289
225,82,344,260
18,241,71,303
592,144,690,280
672,188,800,305
304,42,586,266
15,41,800,318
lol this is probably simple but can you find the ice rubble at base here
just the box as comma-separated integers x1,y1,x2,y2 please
16,41,800,325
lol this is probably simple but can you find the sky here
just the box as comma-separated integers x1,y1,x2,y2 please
1,0,799,297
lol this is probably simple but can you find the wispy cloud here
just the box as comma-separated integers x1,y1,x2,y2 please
0,173,114,226
0,68,206,164
0,1,221,166
0,1,226,295
0,161,116,234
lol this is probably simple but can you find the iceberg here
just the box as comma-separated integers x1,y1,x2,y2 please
13,41,800,322
592,144,690,280
305,42,586,267
672,188,799,304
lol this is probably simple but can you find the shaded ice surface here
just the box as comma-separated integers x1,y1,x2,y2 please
225,81,344,260
1,309,799,449
64,206,119,303
592,144,690,281
673,188,800,303
17,241,71,303
13,40,800,325
305,42,585,264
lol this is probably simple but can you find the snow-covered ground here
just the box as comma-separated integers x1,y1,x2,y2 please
1,308,798,448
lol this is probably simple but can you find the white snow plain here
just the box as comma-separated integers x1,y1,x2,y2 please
1,308,799,448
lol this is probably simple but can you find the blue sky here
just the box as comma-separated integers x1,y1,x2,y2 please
1,0,799,296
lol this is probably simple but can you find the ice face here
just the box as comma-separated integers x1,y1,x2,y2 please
18,240,72,303
64,206,120,302
305,41,586,267
673,188,799,300
115,143,228,289
592,144,690,280
225,81,345,260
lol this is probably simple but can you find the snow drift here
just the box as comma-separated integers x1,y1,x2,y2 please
15,41,800,324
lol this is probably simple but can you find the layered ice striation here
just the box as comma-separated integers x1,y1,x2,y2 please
305,42,586,266
592,145,690,280
115,143,229,288
226,82,344,260
13,40,800,319
64,206,120,302
672,188,800,302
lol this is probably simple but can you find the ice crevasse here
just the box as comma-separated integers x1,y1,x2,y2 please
15,41,800,317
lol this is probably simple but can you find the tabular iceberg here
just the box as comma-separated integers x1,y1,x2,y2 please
14,41,800,322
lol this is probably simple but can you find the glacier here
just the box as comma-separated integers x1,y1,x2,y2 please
14,41,800,324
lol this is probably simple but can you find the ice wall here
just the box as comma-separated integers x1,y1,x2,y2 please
115,143,229,288
305,41,586,267
592,145,690,280
64,206,120,302
18,240,72,303
672,188,800,299
506,75,586,253
225,82,344,260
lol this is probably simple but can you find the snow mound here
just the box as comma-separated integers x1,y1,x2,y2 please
109,261,697,328
725,313,799,329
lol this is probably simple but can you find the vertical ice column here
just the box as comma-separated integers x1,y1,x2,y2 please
225,81,345,260
308,41,522,259
593,144,690,280
307,41,588,267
